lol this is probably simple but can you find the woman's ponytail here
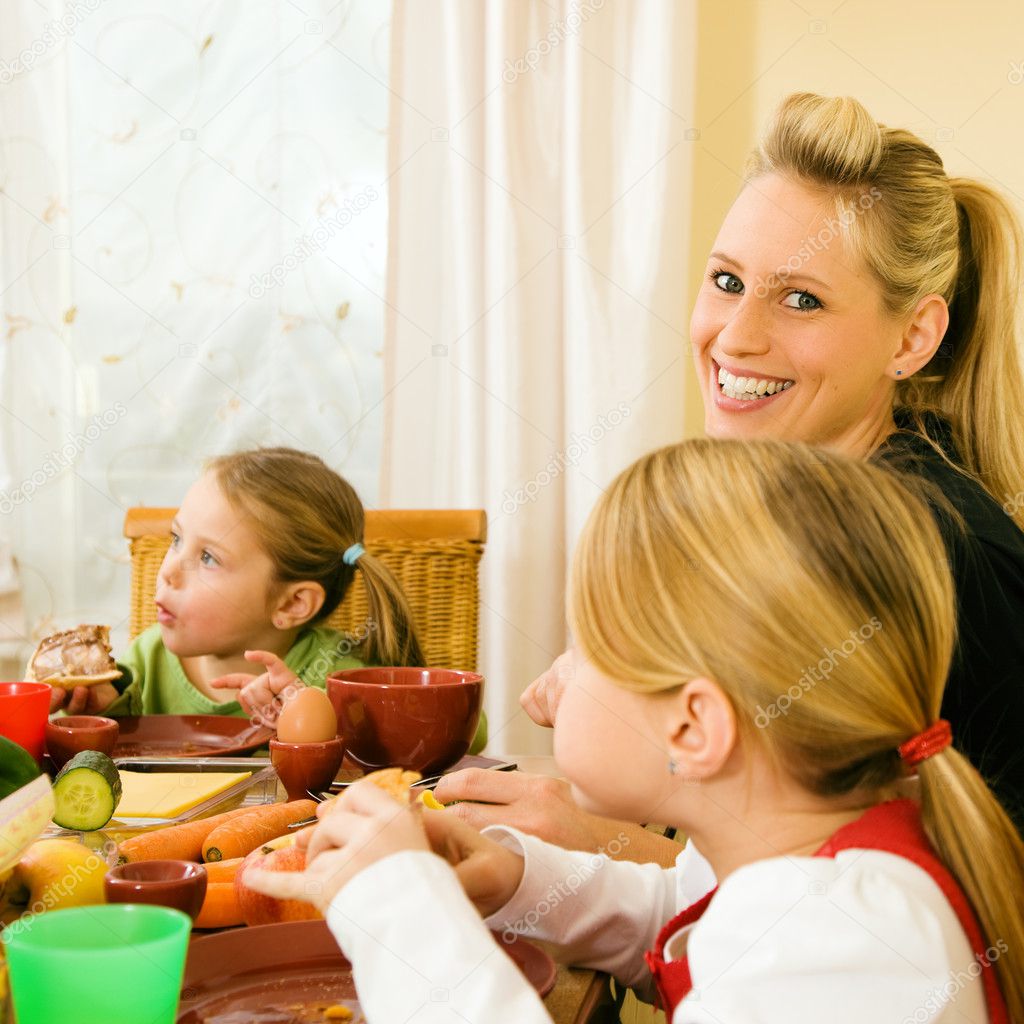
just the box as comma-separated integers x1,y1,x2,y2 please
353,551,425,667
917,748,1024,1016
916,178,1024,528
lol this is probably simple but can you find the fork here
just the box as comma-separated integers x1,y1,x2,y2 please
287,773,447,828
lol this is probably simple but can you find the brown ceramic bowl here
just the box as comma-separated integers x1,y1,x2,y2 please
104,860,208,920
327,668,483,775
45,715,120,771
270,737,346,801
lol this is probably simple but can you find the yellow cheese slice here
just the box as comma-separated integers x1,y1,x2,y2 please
115,771,252,818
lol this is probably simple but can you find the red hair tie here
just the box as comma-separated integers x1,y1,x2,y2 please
898,719,952,767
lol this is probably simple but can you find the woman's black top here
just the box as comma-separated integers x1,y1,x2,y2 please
874,411,1024,827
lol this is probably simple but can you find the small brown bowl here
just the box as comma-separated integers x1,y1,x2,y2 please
270,737,346,801
327,667,483,775
45,715,120,771
104,860,208,920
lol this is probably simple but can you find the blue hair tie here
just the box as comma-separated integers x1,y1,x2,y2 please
342,542,365,567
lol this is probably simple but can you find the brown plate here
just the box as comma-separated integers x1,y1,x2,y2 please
111,716,274,758
177,919,557,1022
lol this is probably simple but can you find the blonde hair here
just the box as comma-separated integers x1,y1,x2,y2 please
570,439,1024,1015
207,447,424,666
746,92,1024,527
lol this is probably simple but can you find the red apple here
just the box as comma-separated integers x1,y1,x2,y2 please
235,844,323,926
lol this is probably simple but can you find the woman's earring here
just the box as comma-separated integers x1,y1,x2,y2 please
896,369,903,376
668,758,678,775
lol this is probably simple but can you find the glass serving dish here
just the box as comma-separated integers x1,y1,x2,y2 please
42,757,280,853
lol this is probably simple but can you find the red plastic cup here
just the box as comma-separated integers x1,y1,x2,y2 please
0,682,52,764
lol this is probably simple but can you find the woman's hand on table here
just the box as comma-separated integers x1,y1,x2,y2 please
433,769,605,851
209,649,301,726
434,769,685,867
48,682,118,716
244,779,524,917
519,649,573,728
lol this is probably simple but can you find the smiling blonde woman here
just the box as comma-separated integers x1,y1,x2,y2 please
437,92,1024,856
689,92,1024,825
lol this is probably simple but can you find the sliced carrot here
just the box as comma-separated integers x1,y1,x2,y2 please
192,881,243,929
203,857,244,883
118,806,256,864
202,800,318,862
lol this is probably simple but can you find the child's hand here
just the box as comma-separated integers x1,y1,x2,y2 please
244,779,431,913
210,650,302,727
420,804,526,917
48,682,119,716
246,781,526,919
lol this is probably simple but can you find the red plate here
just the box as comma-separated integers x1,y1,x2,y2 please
177,919,557,1022
112,715,274,758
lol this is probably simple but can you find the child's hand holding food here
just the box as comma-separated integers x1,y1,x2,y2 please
49,682,119,716
246,771,526,918
27,625,123,715
245,777,432,913
210,649,302,727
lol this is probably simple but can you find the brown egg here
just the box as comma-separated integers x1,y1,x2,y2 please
276,686,339,743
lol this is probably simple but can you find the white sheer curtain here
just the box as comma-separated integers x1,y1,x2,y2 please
382,0,697,754
0,1,391,660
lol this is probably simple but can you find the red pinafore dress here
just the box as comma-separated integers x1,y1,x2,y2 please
643,800,1009,1022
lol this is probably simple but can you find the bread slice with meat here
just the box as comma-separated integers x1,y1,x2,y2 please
26,625,122,689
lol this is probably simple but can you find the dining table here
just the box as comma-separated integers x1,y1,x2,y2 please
7,750,623,1024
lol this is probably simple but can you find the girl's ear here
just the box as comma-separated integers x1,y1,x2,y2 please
665,677,738,781
272,581,326,630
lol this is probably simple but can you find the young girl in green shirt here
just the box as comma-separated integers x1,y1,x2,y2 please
50,447,486,750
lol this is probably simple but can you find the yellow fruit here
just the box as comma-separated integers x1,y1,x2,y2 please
6,839,108,914
419,790,446,811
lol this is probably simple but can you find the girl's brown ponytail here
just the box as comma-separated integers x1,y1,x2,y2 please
351,551,425,666
207,447,425,667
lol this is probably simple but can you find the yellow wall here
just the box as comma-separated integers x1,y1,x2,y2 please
682,0,1024,439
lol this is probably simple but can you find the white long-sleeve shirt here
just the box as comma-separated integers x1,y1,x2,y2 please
325,826,989,1023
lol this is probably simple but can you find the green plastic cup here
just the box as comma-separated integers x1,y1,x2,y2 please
4,903,191,1023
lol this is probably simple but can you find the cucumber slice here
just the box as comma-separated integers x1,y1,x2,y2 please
52,750,122,831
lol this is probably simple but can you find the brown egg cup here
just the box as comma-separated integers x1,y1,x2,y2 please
270,737,346,801
45,714,120,771
104,860,208,920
